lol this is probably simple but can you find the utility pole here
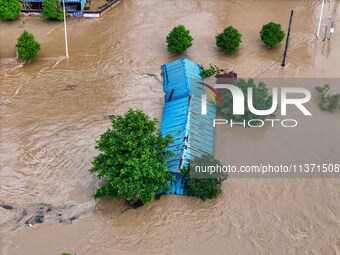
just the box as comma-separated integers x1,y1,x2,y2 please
323,25,328,41
62,0,69,59
328,0,332,19
282,10,294,67
329,20,335,40
316,0,325,38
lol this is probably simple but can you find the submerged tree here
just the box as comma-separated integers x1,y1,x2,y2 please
260,22,285,47
16,31,41,60
216,26,242,54
199,64,226,79
0,0,21,20
315,84,340,112
166,25,193,53
315,84,330,99
181,154,226,200
42,0,64,21
90,109,174,205
217,79,276,127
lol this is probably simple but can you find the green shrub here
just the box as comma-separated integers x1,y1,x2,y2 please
217,79,276,127
42,0,64,21
260,22,285,47
216,26,242,54
16,31,41,60
166,25,193,53
315,84,330,98
0,0,21,21
315,84,340,112
199,64,226,79
181,155,226,200
90,109,175,205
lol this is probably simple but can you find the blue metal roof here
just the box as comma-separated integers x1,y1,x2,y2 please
161,97,190,172
161,58,202,102
169,173,185,196
161,94,216,172
160,58,216,195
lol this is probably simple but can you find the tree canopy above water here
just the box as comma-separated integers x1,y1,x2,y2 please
90,109,175,205
0,0,21,21
260,22,285,47
16,31,41,60
42,0,64,21
216,26,242,54
166,25,193,53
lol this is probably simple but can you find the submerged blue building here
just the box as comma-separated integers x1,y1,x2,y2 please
160,58,217,195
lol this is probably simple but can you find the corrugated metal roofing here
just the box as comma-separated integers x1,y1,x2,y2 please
160,58,217,195
161,58,202,102
161,96,189,172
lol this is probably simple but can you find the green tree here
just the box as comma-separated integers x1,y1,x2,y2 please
0,0,21,21
216,26,242,54
181,154,226,200
315,84,340,112
217,79,276,127
42,0,64,21
16,31,41,60
90,109,174,205
166,25,193,53
199,64,226,79
260,22,285,47
315,84,330,99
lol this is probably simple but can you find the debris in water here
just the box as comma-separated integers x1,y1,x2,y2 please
0,204,14,210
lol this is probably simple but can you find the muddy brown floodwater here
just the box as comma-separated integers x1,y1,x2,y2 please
1,0,340,254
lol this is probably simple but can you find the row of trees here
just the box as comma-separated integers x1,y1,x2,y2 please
166,23,286,54
90,110,226,206
0,0,64,21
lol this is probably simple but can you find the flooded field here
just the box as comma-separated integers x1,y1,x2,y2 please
1,0,340,254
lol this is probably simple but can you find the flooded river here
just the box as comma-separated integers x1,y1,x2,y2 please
1,0,340,254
